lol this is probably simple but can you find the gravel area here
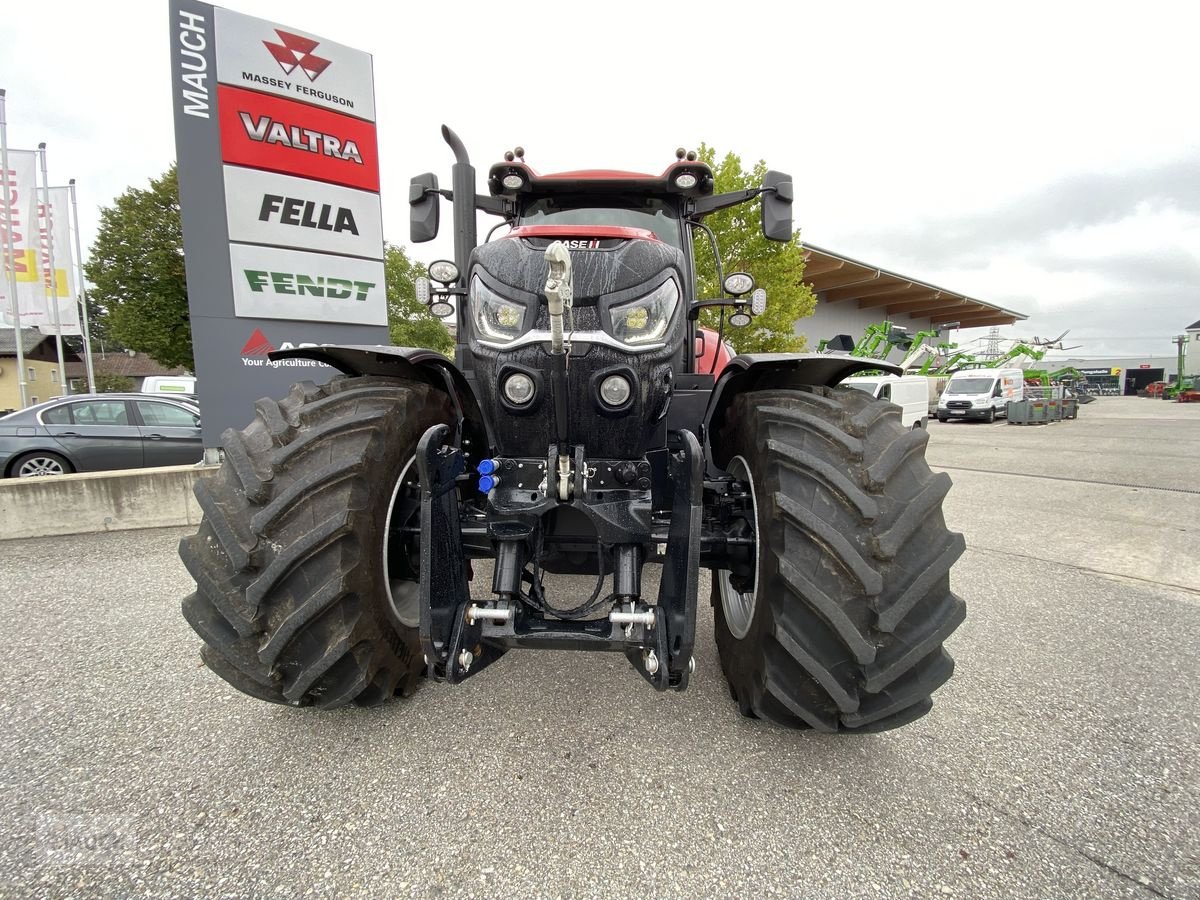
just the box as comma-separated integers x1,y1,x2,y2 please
0,395,1196,898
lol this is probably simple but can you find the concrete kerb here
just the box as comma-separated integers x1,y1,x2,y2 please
0,464,213,540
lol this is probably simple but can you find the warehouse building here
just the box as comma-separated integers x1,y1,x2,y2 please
1033,355,1182,395
796,243,1026,354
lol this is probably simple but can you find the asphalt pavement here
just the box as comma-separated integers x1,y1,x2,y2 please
0,396,1196,898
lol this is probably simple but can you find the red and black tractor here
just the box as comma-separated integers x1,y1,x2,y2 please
180,127,965,732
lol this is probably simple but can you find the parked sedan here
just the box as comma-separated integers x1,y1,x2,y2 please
0,394,202,477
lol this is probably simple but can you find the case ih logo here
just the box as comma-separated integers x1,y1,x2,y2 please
264,30,331,82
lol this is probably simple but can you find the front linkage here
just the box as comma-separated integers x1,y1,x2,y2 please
416,422,703,692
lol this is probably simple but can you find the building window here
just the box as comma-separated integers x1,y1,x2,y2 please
31,396,38,404
51,369,58,384
27,367,36,381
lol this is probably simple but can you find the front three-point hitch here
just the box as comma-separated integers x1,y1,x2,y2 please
415,424,704,692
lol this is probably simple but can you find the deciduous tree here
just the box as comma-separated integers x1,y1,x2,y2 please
385,244,453,355
692,146,816,353
84,165,192,369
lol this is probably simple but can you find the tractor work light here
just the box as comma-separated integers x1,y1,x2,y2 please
750,288,767,315
729,311,752,328
503,372,536,405
414,276,431,305
502,173,525,191
428,260,460,284
471,276,526,343
599,374,632,407
429,300,455,318
673,172,698,190
608,280,679,346
723,272,754,296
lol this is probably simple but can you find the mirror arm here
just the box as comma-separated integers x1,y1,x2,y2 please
475,194,510,216
691,188,764,217
688,298,746,320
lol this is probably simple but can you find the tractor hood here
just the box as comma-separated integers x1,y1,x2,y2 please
471,226,685,302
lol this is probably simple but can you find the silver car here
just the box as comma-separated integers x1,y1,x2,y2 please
0,394,202,477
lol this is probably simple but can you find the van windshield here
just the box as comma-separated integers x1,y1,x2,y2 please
946,378,995,394
847,382,878,396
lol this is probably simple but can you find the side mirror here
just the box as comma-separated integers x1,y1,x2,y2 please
761,170,793,242
409,173,440,243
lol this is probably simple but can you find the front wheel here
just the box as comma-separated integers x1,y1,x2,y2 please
711,386,966,732
986,407,996,423
179,375,453,708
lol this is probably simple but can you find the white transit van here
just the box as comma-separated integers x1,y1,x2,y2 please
843,374,930,429
142,376,197,396
936,368,1024,422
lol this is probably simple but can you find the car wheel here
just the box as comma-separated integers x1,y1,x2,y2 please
13,451,73,478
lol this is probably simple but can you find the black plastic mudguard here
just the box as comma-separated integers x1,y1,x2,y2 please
269,343,491,448
703,353,902,467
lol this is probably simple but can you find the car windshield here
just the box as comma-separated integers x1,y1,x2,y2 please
946,378,995,394
847,382,878,395
518,197,683,250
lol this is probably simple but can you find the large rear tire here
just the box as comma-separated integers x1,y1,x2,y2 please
712,386,966,733
179,375,452,708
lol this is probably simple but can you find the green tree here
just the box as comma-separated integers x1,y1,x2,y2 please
692,145,816,353
385,243,453,354
84,165,192,369
94,374,134,393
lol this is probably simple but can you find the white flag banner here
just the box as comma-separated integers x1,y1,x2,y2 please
35,186,80,335
0,149,49,328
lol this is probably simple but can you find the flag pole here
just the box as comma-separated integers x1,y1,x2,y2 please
68,179,96,393
37,142,67,397
0,89,29,408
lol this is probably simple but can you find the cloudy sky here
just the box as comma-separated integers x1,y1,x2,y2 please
3,0,1197,358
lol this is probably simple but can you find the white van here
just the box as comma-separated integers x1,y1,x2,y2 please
936,368,1023,422
843,374,930,429
142,376,197,396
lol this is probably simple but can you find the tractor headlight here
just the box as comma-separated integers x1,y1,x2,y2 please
471,276,526,343
608,280,679,346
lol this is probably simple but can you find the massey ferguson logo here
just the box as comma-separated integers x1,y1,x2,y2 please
264,30,331,82
239,112,363,163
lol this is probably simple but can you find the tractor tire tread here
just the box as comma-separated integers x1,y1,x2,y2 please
180,375,452,709
713,384,965,733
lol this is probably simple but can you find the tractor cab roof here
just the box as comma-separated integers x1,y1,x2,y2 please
487,158,716,203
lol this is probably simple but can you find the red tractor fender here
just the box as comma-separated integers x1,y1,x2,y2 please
693,327,735,375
